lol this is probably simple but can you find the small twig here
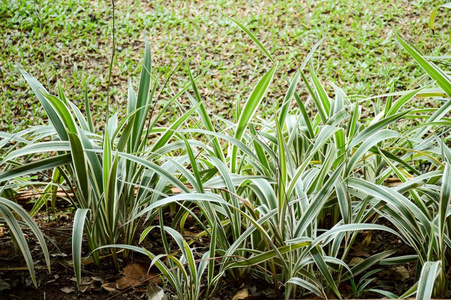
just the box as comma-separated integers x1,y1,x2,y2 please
36,0,50,88
105,0,116,129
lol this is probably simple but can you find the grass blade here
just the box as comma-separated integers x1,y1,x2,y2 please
311,246,341,298
18,66,68,140
416,261,441,300
132,34,152,152
68,132,90,204
0,204,38,287
226,241,310,268
309,65,331,115
225,15,276,64
232,65,277,171
151,103,200,152
187,65,224,162
279,71,300,127
1,198,51,271
395,33,451,97
0,154,72,182
72,208,90,289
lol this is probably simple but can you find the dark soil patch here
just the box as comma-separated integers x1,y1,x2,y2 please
0,213,141,300
0,208,436,299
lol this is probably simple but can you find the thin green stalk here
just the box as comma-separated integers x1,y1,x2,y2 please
105,0,116,128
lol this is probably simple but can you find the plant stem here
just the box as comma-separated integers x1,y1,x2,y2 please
105,0,116,129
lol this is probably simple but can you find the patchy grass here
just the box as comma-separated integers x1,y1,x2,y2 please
1,0,450,131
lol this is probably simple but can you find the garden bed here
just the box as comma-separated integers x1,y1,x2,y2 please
0,210,426,299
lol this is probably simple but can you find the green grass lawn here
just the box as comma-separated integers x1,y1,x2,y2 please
1,0,450,132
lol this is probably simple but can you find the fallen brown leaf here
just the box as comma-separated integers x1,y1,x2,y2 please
102,282,117,292
104,262,161,292
61,286,76,294
232,288,249,300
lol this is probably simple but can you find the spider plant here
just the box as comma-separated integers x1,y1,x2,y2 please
0,36,206,287
368,32,451,298
114,19,423,299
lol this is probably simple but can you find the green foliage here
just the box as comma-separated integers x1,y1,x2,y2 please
95,20,451,299
1,6,451,300
0,197,51,288
0,37,201,289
